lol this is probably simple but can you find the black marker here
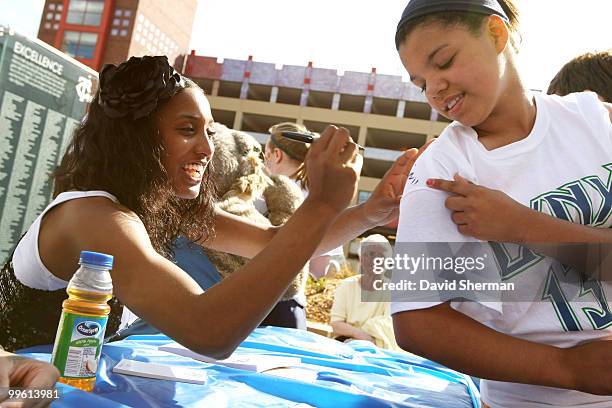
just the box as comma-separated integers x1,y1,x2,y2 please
281,131,365,150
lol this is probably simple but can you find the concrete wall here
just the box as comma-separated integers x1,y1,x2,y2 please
185,54,426,103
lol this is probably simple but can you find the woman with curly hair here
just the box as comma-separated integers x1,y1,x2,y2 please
0,56,420,358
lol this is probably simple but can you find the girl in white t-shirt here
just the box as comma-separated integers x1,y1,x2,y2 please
392,0,612,406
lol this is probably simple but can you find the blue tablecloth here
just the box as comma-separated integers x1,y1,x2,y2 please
21,327,480,407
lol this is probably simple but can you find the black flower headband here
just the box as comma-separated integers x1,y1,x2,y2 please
98,55,185,120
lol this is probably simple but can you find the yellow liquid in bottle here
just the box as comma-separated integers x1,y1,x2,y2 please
56,287,112,392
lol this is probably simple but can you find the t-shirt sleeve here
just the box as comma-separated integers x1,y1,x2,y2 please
397,139,478,243
330,280,349,322
391,140,502,318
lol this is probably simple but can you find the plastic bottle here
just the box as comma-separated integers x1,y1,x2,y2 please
51,251,114,392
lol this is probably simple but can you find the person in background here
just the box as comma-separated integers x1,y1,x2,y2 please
330,234,401,351
547,50,612,103
264,122,346,279
0,347,59,407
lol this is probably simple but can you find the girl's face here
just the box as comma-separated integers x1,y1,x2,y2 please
398,19,505,127
157,88,215,199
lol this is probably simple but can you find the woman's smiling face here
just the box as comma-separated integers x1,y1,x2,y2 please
398,17,506,127
156,88,215,199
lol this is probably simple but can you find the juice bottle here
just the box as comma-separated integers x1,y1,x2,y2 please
51,250,114,392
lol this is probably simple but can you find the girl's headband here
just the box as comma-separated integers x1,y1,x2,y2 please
396,0,509,48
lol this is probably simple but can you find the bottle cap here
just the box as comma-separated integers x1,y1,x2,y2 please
79,251,114,269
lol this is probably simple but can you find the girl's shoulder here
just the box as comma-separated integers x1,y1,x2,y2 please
537,91,611,143
539,92,608,125
407,127,476,188
25,191,148,285
541,90,600,109
48,191,142,235
429,120,481,158
54,190,131,213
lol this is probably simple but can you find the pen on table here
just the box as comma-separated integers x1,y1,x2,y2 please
281,131,365,151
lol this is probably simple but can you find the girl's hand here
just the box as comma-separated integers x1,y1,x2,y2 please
363,140,433,226
427,174,531,242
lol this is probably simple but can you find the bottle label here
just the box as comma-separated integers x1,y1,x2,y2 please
51,312,108,378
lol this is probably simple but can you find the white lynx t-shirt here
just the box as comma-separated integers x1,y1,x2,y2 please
392,92,612,407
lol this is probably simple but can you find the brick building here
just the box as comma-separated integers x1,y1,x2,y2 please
37,0,197,70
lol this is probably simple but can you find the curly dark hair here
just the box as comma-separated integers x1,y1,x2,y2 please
53,58,216,257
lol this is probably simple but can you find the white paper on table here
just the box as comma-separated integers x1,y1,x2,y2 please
113,358,208,384
158,342,301,372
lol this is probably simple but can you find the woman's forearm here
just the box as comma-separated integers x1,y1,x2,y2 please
207,204,375,259
313,203,374,255
194,200,341,358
